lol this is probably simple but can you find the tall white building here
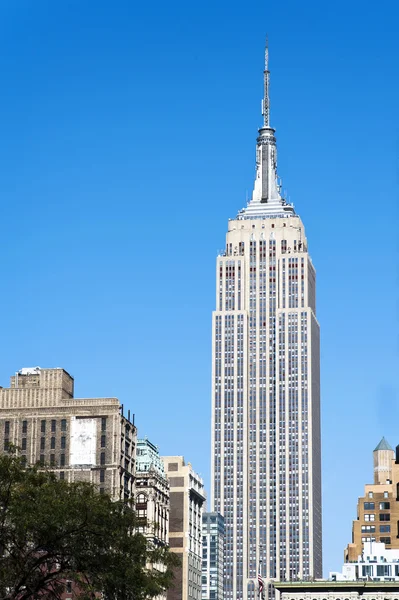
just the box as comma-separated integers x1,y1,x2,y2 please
211,42,322,600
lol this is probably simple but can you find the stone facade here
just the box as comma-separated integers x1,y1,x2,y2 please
274,580,399,600
0,367,136,500
162,456,206,600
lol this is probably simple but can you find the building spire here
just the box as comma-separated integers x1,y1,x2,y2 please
262,35,270,127
237,38,295,219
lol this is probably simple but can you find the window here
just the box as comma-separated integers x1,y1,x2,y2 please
101,435,106,448
361,525,375,533
380,525,390,533
99,488,105,495
51,420,56,433
51,437,55,449
380,537,391,545
41,420,46,433
40,438,45,451
60,471,65,480
364,502,375,510
100,470,105,483
21,438,27,451
377,564,391,576
379,502,390,510
384,491,389,498
50,454,55,466
368,491,373,498
364,514,375,522
39,455,45,466
4,421,10,435
22,420,27,434
380,513,390,521
101,417,107,431
61,419,67,432
66,581,72,594
100,452,105,465
3,439,9,451
61,437,66,450
60,454,65,467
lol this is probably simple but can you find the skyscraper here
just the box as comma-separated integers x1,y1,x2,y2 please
211,42,322,599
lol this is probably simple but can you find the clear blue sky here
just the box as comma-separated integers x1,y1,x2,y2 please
0,0,398,574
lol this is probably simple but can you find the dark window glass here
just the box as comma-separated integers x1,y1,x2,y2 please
60,454,65,467
39,455,45,466
50,454,55,466
101,435,106,448
41,420,46,433
21,456,27,467
22,420,27,434
51,420,56,433
100,452,105,465
3,439,9,451
99,487,105,495
380,502,390,510
380,525,391,533
364,502,375,510
21,438,27,451
380,513,390,521
101,417,107,431
61,419,67,432
100,469,105,483
60,471,65,480
380,537,391,545
61,437,66,449
4,421,10,435
66,582,72,594
51,437,55,450
40,438,45,450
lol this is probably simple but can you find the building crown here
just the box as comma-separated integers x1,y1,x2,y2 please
237,39,295,220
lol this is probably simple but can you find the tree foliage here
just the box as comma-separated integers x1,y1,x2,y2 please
0,452,179,600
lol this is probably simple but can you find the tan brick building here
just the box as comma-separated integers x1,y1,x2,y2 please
162,456,206,600
0,367,136,500
345,438,399,561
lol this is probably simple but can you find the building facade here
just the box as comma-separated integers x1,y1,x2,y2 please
211,42,322,600
0,367,136,500
135,438,170,546
201,512,224,600
345,439,399,562
162,456,206,600
332,542,399,581
274,580,399,600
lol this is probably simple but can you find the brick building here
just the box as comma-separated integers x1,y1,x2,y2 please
345,438,399,561
0,367,136,500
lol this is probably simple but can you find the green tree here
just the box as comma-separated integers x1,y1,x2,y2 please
0,452,179,600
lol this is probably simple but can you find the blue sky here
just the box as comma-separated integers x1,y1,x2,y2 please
0,0,398,574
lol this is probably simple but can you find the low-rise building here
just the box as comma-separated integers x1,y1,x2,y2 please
331,542,399,581
274,580,399,600
0,367,136,500
162,456,206,600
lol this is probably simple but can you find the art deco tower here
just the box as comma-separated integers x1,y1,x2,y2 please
211,42,322,599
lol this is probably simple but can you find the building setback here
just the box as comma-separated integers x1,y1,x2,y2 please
201,512,224,600
162,456,206,600
345,438,399,562
211,41,322,600
0,367,136,500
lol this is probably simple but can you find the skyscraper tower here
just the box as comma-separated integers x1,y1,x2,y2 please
211,41,322,599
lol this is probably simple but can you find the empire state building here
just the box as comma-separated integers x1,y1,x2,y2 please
211,42,322,599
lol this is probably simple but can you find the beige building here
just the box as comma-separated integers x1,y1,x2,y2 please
0,367,136,500
211,42,321,600
345,438,399,562
274,580,399,600
162,456,206,600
